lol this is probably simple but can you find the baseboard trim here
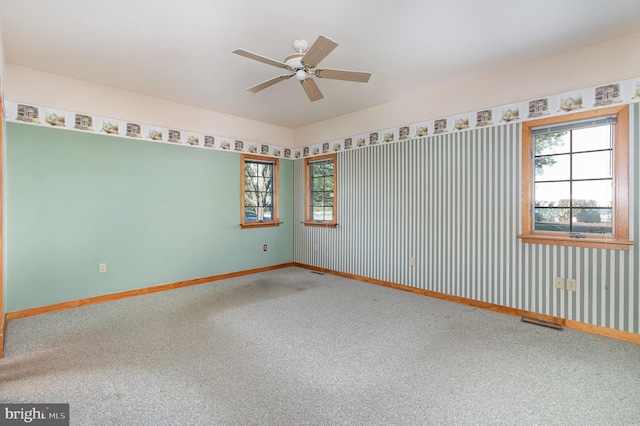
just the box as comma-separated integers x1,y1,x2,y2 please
294,262,640,345
6,263,296,321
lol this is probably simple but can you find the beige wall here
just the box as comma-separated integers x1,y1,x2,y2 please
295,32,640,146
5,65,295,148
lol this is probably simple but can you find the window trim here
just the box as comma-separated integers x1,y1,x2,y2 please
240,153,281,229
518,105,632,250
304,153,338,228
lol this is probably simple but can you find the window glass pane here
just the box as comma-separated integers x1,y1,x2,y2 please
572,180,612,208
535,154,570,181
312,161,333,178
311,191,323,204
324,176,332,191
573,207,612,234
262,163,273,177
313,177,323,191
263,206,272,220
535,181,570,207
322,208,333,220
572,125,611,152
245,163,258,176
573,151,611,180
312,207,333,221
324,163,334,176
534,208,570,232
535,132,569,155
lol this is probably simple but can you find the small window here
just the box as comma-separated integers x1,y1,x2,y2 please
241,154,280,228
304,154,337,227
519,105,631,250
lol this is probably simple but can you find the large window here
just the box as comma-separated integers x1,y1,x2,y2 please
304,153,337,227
241,154,280,228
519,105,631,250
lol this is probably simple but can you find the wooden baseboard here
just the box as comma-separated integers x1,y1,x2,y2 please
293,262,640,345
6,262,638,346
6,263,296,321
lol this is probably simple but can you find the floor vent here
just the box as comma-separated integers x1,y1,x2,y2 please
521,316,563,330
310,271,325,275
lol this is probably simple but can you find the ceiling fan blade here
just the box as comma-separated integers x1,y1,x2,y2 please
300,78,324,102
315,68,371,83
301,35,338,68
246,74,294,92
232,48,291,70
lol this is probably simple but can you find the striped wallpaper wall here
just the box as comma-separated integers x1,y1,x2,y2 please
294,104,639,334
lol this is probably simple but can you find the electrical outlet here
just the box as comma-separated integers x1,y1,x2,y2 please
409,257,415,266
99,263,107,273
263,244,268,252
554,277,565,289
567,278,577,291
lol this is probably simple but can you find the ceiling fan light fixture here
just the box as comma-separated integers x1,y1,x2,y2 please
295,69,308,81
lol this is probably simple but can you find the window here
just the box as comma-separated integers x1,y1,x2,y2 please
241,154,280,228
304,153,337,227
519,105,631,250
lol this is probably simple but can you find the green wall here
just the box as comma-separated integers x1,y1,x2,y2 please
5,123,294,311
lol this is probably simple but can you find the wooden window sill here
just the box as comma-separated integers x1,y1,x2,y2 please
301,221,338,228
517,234,633,250
240,222,283,229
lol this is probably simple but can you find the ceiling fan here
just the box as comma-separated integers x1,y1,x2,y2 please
232,35,371,102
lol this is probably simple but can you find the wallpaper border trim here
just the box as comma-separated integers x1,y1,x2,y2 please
294,77,640,158
3,100,294,158
3,77,639,160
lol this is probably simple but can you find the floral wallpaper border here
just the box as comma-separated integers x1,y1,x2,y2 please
4,77,640,160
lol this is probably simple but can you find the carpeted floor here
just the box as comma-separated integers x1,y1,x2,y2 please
1,266,639,425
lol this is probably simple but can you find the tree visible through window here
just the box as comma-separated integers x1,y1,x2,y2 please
241,154,280,228
305,154,337,227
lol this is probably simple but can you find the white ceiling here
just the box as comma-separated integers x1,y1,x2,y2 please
2,0,640,129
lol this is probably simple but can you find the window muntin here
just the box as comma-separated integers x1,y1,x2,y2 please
241,154,279,228
305,154,337,227
519,105,631,250
532,118,614,235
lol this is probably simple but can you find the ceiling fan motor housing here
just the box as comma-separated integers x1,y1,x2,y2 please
285,53,309,80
